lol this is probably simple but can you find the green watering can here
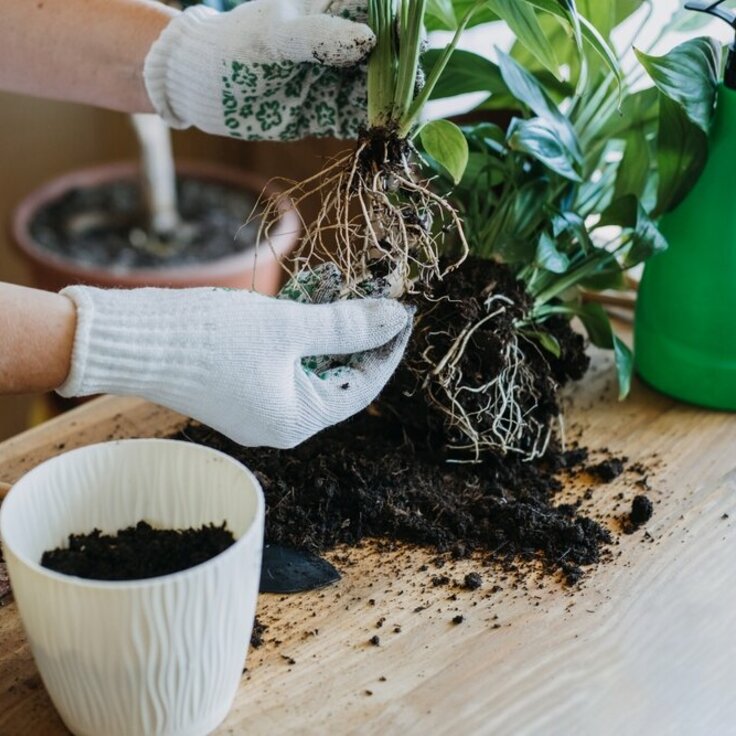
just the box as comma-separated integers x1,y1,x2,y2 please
635,1,736,409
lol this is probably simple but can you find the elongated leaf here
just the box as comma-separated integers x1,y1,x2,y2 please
655,95,709,216
573,302,634,399
498,50,582,163
536,232,570,273
614,129,650,200
523,0,622,89
508,117,582,181
613,335,633,400
424,49,508,99
420,119,469,184
486,0,560,78
635,37,720,133
574,0,615,39
523,329,562,358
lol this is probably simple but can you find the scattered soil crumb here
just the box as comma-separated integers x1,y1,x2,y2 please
630,495,653,527
588,457,626,483
463,573,483,591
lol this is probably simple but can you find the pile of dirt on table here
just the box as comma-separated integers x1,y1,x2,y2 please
180,258,642,585
180,414,617,586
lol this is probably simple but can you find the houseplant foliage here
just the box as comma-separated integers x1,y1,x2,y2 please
249,0,716,461
392,0,720,459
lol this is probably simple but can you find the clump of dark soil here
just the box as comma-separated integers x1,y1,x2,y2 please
41,520,234,581
382,257,590,460
30,177,258,270
622,494,654,535
588,457,626,483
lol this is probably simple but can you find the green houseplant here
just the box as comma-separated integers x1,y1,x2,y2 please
270,0,719,460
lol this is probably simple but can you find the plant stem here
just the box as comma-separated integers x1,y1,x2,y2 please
400,3,482,137
367,0,398,128
393,0,427,119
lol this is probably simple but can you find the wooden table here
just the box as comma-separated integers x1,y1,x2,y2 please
1,346,735,736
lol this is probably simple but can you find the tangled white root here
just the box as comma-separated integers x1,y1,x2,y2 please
422,294,553,464
252,138,468,297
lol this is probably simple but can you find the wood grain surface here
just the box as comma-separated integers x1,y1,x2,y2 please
0,345,735,736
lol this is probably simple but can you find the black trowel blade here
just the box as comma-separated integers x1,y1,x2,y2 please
259,544,341,594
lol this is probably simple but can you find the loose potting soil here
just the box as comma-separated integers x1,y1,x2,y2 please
176,257,648,586
29,177,258,270
40,520,235,581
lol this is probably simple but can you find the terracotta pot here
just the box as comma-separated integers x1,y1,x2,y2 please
11,160,300,295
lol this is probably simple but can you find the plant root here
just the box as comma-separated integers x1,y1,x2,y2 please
426,295,553,463
251,130,468,298
382,257,589,464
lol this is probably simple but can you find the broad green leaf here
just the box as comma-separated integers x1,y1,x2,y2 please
591,87,659,143
508,117,582,181
598,194,668,267
570,301,634,399
655,95,709,216
577,301,613,348
486,0,561,78
426,0,457,30
536,231,570,273
613,129,650,200
635,37,720,133
420,119,470,184
613,335,634,400
497,50,582,163
424,49,508,99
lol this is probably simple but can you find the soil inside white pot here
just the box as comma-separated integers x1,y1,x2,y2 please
40,520,236,580
29,177,258,270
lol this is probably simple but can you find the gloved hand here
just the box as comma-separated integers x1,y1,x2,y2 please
143,0,374,141
57,286,412,449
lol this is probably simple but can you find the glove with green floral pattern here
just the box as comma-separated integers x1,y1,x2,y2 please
143,0,373,141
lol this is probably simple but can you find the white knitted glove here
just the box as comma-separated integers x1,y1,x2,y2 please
57,287,412,449
143,0,374,141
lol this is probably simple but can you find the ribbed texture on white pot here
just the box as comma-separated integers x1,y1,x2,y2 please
0,439,264,736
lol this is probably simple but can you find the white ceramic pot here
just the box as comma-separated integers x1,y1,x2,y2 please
0,439,264,736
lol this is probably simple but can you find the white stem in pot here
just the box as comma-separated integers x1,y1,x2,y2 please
130,113,180,237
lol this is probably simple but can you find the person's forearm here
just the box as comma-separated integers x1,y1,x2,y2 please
0,283,76,394
0,0,176,113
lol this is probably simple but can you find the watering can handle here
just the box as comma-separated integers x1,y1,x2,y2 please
685,1,736,28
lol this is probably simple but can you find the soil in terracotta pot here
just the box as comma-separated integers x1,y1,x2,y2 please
29,177,259,270
40,520,235,581
177,260,640,586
